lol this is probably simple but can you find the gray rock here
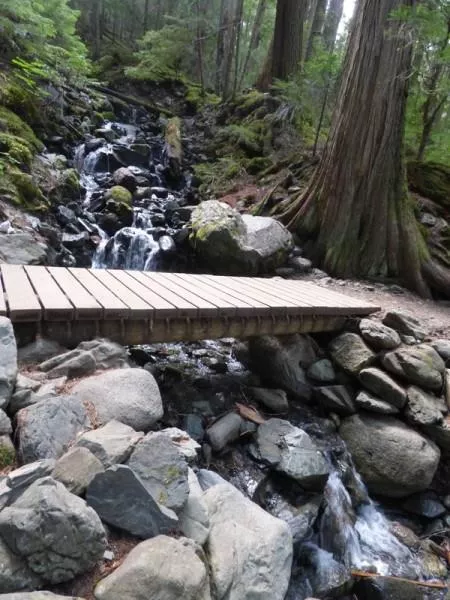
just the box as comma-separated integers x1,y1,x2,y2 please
76,339,128,370
431,339,450,364
203,482,292,600
206,413,242,452
274,497,321,543
381,345,445,391
0,594,85,599
402,492,446,519
329,333,375,375
314,386,356,416
288,256,312,273
17,395,89,463
76,420,143,467
94,536,211,600
0,537,42,594
247,335,315,400
72,368,163,431
127,431,189,512
302,546,352,598
307,359,336,383
354,391,399,415
405,386,444,427
18,339,66,365
0,477,11,511
383,310,428,340
339,414,440,497
422,421,450,451
249,387,289,413
0,409,12,434
179,468,210,545
38,349,96,380
86,465,178,538
359,367,407,408
159,428,201,462
256,419,330,490
354,576,446,600
7,460,55,491
34,377,67,399
112,167,138,191
0,234,47,265
0,477,106,584
189,200,293,275
359,318,401,350
52,447,104,495
0,318,17,409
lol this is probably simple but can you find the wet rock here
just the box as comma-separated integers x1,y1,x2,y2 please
288,256,312,273
307,359,336,383
203,481,292,600
112,167,138,191
94,536,211,600
0,234,48,265
189,201,293,275
329,333,375,375
354,391,399,415
86,465,178,538
353,576,446,599
0,317,17,409
61,231,89,249
256,419,330,490
183,414,205,442
275,497,321,543
0,537,42,594
55,205,77,227
359,367,407,409
179,468,210,545
52,447,104,495
359,318,401,350
38,349,96,380
402,492,446,519
431,339,450,364
299,545,352,598
0,477,106,584
72,368,163,431
17,395,89,463
339,414,440,497
404,386,444,427
383,310,428,341
249,387,289,413
206,413,243,452
127,431,189,512
314,386,356,416
381,345,445,391
76,420,143,467
0,408,12,434
158,234,176,254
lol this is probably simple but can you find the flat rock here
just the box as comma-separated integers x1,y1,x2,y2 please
0,234,47,265
17,395,90,463
127,431,189,512
76,420,143,467
404,386,444,427
52,447,104,495
203,481,292,600
0,537,42,593
359,318,401,350
18,339,67,365
0,318,17,409
329,333,375,375
249,387,289,412
179,468,210,545
354,391,399,415
94,536,211,600
39,349,96,380
339,414,440,497
306,359,336,383
72,368,163,431
359,367,407,408
383,310,428,340
7,459,55,491
0,477,106,584
314,386,356,416
206,413,242,452
76,339,128,370
381,345,445,391
86,465,178,538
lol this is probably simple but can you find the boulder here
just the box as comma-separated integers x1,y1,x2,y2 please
256,418,330,490
0,234,47,265
329,333,375,375
94,536,211,600
203,481,292,600
422,421,450,452
38,349,96,380
52,447,104,495
127,431,189,512
76,339,128,370
0,409,12,434
354,391,399,415
249,387,289,413
359,368,407,409
0,317,17,409
179,468,210,545
314,386,356,416
383,310,428,341
0,537,42,593
112,167,138,191
274,497,321,543
381,345,445,391
86,465,178,538
17,395,90,463
72,368,163,431
404,386,444,427
189,201,293,275
307,359,336,383
206,413,243,452
359,319,401,350
431,339,450,364
76,420,143,467
17,339,66,365
339,414,440,497
0,477,106,584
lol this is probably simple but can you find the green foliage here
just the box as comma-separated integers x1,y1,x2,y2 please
194,158,247,194
0,444,15,470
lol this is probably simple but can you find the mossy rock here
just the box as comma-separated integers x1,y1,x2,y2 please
0,133,33,167
407,161,450,214
0,106,43,152
245,156,272,175
8,168,48,211
106,185,133,205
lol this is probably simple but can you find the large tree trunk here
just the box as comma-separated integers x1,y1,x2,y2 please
280,0,450,298
239,0,267,89
305,0,327,60
323,0,345,52
272,0,306,80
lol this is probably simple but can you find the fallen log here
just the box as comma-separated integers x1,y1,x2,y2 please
89,84,174,117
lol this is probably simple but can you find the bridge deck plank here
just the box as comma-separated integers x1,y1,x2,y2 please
24,266,74,321
89,269,154,319
108,270,176,317
1,265,41,321
68,268,129,319
46,267,102,319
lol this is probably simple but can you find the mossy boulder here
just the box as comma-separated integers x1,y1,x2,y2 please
407,161,450,215
189,200,293,275
106,185,133,205
105,186,133,223
0,106,43,152
0,167,48,211
47,168,81,205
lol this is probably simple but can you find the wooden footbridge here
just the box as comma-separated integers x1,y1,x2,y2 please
0,265,379,346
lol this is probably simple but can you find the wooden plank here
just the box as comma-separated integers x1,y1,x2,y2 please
197,275,273,314
162,273,236,317
142,272,219,317
47,267,103,319
0,271,7,316
24,267,74,321
223,276,305,316
127,271,198,318
1,265,41,321
108,270,177,317
89,269,154,319
68,268,129,319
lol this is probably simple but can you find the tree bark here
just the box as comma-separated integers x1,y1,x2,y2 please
323,0,345,52
239,0,267,89
305,0,327,60
280,0,450,298
272,0,307,80
233,0,245,96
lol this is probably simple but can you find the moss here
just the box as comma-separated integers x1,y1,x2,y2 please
0,106,43,152
245,157,272,175
217,124,262,158
407,161,450,211
9,168,48,211
185,83,220,110
0,444,15,470
0,133,33,167
165,465,180,482
107,185,132,205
